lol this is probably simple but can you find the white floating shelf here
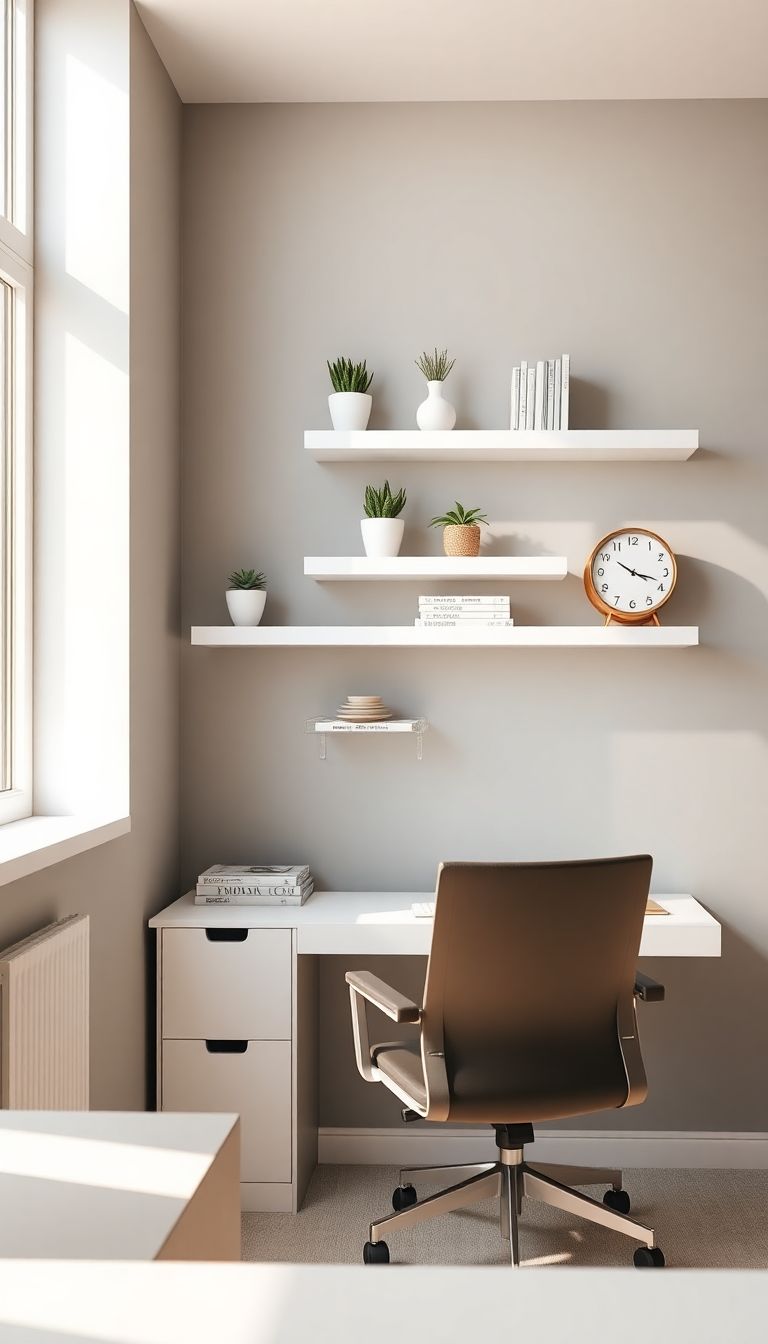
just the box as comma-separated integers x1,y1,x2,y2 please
307,716,428,760
304,556,567,582
308,718,428,733
305,429,699,463
193,626,699,648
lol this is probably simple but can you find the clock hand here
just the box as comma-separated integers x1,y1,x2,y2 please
634,570,655,581
617,561,636,576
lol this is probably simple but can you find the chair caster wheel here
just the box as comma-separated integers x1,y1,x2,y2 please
363,1240,390,1264
634,1246,665,1268
603,1187,631,1214
392,1184,418,1212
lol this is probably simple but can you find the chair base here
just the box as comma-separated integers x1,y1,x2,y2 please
368,1145,660,1267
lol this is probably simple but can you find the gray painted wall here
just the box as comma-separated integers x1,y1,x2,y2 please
181,100,768,1131
0,6,182,1110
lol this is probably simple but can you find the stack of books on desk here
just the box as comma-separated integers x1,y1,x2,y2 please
415,595,513,628
196,865,314,906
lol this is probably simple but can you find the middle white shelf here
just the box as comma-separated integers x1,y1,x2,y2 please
304,556,567,581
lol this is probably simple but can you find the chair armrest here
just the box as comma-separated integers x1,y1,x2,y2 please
345,970,421,1023
634,972,665,1002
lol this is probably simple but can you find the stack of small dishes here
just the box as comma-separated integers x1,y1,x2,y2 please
336,695,392,722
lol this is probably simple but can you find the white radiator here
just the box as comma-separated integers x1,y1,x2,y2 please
0,914,89,1108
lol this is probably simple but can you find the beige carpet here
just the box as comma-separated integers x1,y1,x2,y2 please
242,1164,768,1269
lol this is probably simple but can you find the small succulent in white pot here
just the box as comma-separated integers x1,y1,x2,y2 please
361,481,407,558
327,356,374,431
226,569,267,626
415,347,457,431
429,502,488,557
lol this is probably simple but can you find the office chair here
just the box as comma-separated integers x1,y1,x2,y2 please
346,857,666,1267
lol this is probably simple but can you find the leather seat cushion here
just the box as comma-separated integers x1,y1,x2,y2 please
371,1042,427,1109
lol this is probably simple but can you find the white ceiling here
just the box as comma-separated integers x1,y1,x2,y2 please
136,0,768,104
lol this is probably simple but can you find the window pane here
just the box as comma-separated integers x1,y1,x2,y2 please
0,1,7,220
0,278,10,790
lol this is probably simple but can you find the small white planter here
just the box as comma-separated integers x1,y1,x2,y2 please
226,589,266,626
361,517,405,558
416,380,456,431
329,392,372,431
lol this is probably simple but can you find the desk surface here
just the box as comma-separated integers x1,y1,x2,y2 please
0,1263,762,1344
0,1111,238,1260
151,892,721,957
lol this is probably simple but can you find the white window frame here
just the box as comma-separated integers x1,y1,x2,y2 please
0,0,32,826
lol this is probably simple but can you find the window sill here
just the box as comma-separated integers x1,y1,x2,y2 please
0,814,131,887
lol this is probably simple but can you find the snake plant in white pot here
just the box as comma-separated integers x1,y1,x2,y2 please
361,482,407,558
327,356,374,431
226,569,267,626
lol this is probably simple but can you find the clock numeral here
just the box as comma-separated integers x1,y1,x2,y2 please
612,541,621,551
658,552,664,561
662,567,669,577
601,552,610,562
648,540,652,549
597,567,604,576
614,595,620,605
646,596,653,606
629,599,636,609
601,583,608,593
628,536,638,546
657,583,665,593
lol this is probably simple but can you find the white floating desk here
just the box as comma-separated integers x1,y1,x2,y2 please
152,891,721,958
150,892,720,1214
0,1111,240,1261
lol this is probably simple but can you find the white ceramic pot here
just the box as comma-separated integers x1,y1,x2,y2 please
360,517,405,558
416,380,456,431
226,589,266,626
328,392,372,431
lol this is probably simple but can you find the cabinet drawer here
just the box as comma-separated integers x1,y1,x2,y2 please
161,1039,292,1184
162,928,292,1040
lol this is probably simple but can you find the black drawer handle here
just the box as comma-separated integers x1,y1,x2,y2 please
205,928,248,943
205,1040,248,1054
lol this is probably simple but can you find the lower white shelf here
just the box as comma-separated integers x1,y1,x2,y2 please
307,717,428,759
193,626,699,648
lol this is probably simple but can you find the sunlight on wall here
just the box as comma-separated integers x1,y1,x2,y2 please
65,54,129,314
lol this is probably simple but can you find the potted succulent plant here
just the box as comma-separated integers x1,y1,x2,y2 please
327,356,374,431
429,502,488,557
415,347,456,431
226,569,267,626
361,481,407,558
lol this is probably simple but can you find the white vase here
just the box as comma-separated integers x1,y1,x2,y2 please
360,517,405,558
416,380,456,431
226,589,266,626
328,392,372,431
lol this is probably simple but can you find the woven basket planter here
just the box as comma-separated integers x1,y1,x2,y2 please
442,524,481,557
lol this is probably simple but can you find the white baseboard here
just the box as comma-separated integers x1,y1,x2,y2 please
319,1127,768,1169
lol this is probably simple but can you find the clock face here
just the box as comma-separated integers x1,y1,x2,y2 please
587,530,676,619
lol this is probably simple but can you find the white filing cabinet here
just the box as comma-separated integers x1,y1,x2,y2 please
155,924,317,1213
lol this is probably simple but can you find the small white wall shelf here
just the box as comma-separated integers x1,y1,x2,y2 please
307,717,428,760
305,429,699,463
193,626,699,648
304,556,567,582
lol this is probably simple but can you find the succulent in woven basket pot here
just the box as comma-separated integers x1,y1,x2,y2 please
429,503,488,557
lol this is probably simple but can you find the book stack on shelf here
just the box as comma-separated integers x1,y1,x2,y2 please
415,595,513,628
195,864,313,906
511,354,570,430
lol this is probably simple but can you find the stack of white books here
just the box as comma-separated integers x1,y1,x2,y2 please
511,354,570,430
415,595,513,628
195,864,313,906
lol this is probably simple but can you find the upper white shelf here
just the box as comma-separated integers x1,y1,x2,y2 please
304,556,567,581
305,429,699,463
192,626,699,648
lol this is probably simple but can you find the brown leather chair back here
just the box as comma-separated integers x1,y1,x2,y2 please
422,857,652,1123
